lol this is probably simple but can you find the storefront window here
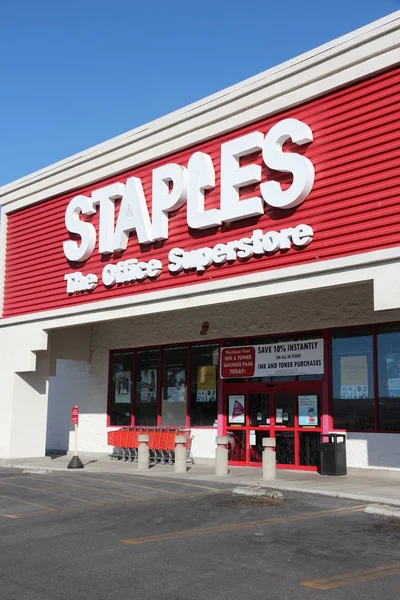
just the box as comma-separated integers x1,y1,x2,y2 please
190,344,219,426
332,329,374,431
377,326,400,431
161,346,188,426
109,352,133,426
135,349,160,426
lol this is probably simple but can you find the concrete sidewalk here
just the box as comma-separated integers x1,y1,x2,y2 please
2,454,400,507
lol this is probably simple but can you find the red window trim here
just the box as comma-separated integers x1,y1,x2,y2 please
107,338,222,428
331,322,400,434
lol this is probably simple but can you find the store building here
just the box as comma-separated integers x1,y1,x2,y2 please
1,13,400,470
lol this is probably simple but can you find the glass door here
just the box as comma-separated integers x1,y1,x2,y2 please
248,390,271,464
273,385,322,469
224,381,322,469
226,384,247,464
225,384,271,465
274,391,296,466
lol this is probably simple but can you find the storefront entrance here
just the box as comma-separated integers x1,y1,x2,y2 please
224,381,321,470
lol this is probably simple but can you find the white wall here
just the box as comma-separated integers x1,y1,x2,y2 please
347,433,400,470
190,429,217,461
46,360,92,453
45,326,96,454
0,323,49,459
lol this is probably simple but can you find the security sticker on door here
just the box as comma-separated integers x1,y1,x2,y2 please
250,430,256,446
228,395,245,424
298,395,318,426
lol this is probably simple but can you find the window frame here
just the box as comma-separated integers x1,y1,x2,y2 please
107,322,400,433
106,329,325,429
108,350,135,427
330,327,375,432
107,339,223,429
330,324,400,433
134,347,161,427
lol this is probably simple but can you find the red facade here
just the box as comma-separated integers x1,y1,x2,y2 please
3,66,400,318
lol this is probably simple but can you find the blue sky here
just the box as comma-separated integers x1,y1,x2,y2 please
0,0,399,186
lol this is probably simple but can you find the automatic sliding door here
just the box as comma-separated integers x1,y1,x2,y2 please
248,392,270,463
226,392,246,464
274,392,295,465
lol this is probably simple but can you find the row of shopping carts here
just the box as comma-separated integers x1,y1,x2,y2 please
108,427,192,465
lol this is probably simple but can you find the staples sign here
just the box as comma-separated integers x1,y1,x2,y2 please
63,118,315,294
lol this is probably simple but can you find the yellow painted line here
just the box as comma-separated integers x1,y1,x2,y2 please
0,494,56,513
117,480,227,496
95,480,187,497
124,474,230,493
122,504,366,545
29,476,147,502
56,475,194,498
24,473,226,497
0,479,105,506
301,563,400,590
0,510,52,519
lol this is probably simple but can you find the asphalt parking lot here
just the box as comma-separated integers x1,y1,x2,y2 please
0,468,400,600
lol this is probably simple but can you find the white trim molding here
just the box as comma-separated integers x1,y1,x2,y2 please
0,247,399,330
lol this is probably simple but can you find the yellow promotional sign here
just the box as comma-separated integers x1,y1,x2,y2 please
197,366,217,402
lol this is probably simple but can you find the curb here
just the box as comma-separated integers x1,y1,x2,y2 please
254,484,400,508
1,464,83,473
364,504,400,518
2,463,63,472
233,486,283,500
22,469,53,475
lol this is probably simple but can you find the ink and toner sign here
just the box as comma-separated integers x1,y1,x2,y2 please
221,339,324,378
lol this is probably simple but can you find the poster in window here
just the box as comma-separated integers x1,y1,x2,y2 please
228,395,245,424
298,395,318,426
386,354,400,397
115,371,131,404
139,369,157,403
340,356,368,399
166,368,186,402
196,365,217,402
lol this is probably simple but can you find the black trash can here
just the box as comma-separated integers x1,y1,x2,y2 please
318,433,347,476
